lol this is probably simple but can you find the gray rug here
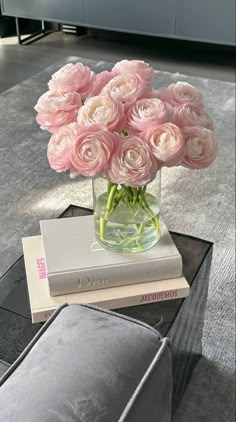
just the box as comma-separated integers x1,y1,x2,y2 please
0,56,235,421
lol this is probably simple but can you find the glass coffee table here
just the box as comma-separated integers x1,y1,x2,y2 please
0,205,213,414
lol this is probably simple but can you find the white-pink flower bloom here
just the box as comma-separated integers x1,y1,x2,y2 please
47,123,80,172
173,103,213,129
148,89,161,99
101,73,151,110
35,90,82,133
48,63,95,97
77,96,126,132
112,60,154,84
87,71,115,97
108,136,158,187
126,98,170,133
71,128,118,176
141,123,185,167
181,126,217,169
158,82,203,108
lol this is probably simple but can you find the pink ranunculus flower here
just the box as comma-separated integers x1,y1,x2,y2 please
71,128,118,177
48,63,95,97
141,123,185,167
77,95,126,132
173,103,213,129
126,98,171,133
101,73,151,110
148,89,161,99
112,60,154,84
35,90,82,133
108,136,158,187
158,82,203,108
181,126,218,169
47,122,80,172
87,71,115,97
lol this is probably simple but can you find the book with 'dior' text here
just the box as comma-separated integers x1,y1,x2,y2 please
39,215,183,296
22,235,190,324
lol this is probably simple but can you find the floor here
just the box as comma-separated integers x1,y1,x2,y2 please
0,29,235,94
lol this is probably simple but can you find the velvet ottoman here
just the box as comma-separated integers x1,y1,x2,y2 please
0,304,172,422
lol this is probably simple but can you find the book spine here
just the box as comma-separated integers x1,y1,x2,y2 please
32,286,189,323
100,286,190,310
32,308,56,324
48,255,183,296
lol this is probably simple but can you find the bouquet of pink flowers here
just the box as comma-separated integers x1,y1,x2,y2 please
35,60,217,252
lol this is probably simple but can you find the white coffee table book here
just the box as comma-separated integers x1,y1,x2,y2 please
39,215,183,296
22,235,189,324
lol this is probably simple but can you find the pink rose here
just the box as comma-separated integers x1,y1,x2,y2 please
158,82,203,107
47,123,80,172
148,89,161,99
77,95,126,132
141,123,185,167
126,98,170,133
101,73,151,110
48,63,95,97
181,126,217,169
35,90,82,133
112,60,154,84
173,103,213,129
87,71,115,97
108,136,158,187
71,128,118,176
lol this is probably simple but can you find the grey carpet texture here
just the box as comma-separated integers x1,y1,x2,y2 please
0,57,235,421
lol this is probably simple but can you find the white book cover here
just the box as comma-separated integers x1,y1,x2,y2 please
40,215,183,296
22,235,189,324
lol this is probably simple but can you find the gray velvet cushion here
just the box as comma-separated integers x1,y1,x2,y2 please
0,304,172,422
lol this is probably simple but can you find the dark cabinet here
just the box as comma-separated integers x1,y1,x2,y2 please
1,0,83,25
1,0,235,45
176,0,235,45
83,0,176,36
0,4,15,37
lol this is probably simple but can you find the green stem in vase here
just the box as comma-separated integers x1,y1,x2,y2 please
98,179,160,249
121,185,133,202
137,222,145,235
99,182,118,240
132,188,138,205
120,129,128,137
109,189,123,217
107,180,113,196
104,184,118,221
143,197,160,233
99,217,106,240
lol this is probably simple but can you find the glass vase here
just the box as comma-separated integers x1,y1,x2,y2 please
92,172,161,253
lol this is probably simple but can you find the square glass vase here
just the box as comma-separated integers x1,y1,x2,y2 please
92,172,161,253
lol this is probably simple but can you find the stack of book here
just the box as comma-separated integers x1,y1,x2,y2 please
22,215,190,323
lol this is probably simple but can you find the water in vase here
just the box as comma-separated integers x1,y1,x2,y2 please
94,192,161,253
